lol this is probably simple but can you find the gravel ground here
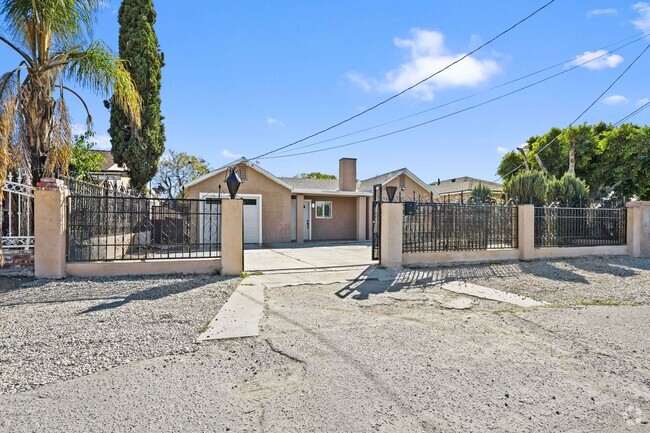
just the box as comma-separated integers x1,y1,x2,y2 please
1,257,649,432
467,256,650,306
0,274,239,394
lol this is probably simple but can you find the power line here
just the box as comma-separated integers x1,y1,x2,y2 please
259,40,644,160
494,42,650,183
613,100,650,126
250,0,557,160
269,32,649,156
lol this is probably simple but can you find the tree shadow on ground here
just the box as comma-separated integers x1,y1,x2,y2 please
336,263,525,301
0,274,236,309
518,260,589,284
79,276,238,314
567,257,638,278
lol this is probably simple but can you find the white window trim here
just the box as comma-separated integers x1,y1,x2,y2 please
315,201,333,219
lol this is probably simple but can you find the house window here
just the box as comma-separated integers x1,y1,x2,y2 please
315,201,332,219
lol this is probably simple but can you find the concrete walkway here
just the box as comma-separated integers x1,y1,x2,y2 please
198,242,375,341
198,242,547,341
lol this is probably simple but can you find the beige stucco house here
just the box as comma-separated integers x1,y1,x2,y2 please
430,176,502,203
184,158,436,244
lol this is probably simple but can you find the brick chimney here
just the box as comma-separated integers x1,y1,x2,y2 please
339,158,357,191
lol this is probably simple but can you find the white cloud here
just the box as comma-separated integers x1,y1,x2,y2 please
348,28,501,100
632,2,650,33
70,124,112,150
266,117,285,127
637,97,650,105
587,8,618,18
602,95,629,105
496,146,509,155
566,50,624,70
221,149,242,159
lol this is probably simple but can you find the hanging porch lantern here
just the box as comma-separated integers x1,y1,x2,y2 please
226,167,242,199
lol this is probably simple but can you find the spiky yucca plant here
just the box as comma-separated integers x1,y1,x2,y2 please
546,173,590,207
504,171,547,206
468,184,494,204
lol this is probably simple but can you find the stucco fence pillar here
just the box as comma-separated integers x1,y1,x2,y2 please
221,199,244,275
380,203,403,267
518,204,534,260
34,178,68,278
626,201,650,258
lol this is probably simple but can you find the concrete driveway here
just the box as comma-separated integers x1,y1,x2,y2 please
244,241,374,273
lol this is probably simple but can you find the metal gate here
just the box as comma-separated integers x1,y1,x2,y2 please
1,171,34,251
371,184,382,260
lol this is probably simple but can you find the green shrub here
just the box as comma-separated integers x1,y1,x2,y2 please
504,171,547,206
545,174,589,207
468,184,494,204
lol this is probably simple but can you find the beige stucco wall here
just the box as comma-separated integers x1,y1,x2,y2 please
66,258,222,277
384,174,432,202
185,165,292,243
305,195,357,241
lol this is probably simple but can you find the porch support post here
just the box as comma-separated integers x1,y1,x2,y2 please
221,199,244,275
356,196,367,241
518,204,534,260
626,201,650,258
34,178,68,278
380,203,403,267
296,194,304,243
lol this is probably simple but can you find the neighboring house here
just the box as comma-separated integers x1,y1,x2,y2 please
87,150,131,188
430,176,502,203
184,158,436,244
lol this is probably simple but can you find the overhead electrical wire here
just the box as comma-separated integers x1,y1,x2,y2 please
249,0,557,160
258,40,646,160
268,31,649,157
494,41,650,183
612,100,650,126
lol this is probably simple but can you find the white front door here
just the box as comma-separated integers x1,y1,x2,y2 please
303,200,311,241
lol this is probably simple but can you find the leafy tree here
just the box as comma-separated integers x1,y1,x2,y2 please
496,151,524,183
496,122,650,201
0,0,141,181
110,0,165,192
545,174,589,207
68,131,107,178
597,124,650,200
153,150,211,198
504,171,547,206
297,172,337,179
468,184,494,204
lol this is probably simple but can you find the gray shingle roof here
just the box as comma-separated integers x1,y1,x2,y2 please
357,168,406,192
430,176,502,195
277,177,340,191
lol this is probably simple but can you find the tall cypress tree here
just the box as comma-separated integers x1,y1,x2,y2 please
110,0,165,191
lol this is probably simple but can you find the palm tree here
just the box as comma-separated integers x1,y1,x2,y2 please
0,0,141,182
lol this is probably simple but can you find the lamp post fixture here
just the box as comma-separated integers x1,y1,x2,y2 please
385,185,397,203
225,167,242,199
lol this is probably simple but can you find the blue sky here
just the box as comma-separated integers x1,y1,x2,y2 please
3,1,650,183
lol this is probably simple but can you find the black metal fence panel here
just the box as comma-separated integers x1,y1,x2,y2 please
67,196,222,261
63,176,142,197
534,207,626,247
403,203,518,253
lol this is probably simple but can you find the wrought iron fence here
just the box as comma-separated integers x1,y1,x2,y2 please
534,207,626,247
67,195,221,261
1,172,34,250
63,175,141,197
402,202,518,253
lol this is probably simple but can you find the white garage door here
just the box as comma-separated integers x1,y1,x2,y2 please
242,198,260,244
